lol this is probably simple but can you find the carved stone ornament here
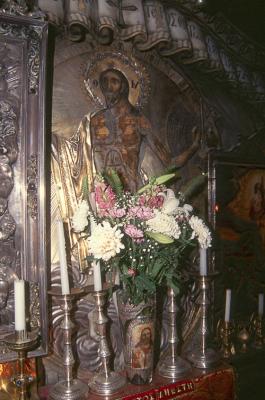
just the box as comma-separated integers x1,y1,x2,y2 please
0,14,48,363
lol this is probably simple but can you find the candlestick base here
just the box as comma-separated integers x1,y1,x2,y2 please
49,379,88,400
90,371,127,396
187,347,220,369
157,354,191,380
3,330,40,400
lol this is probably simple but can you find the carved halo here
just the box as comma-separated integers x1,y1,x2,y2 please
82,51,151,109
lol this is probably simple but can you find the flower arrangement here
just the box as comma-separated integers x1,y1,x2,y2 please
72,171,211,305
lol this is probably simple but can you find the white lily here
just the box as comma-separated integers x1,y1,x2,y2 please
160,189,193,216
161,189,180,215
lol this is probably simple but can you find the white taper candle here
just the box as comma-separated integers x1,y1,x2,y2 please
258,293,264,316
225,289,231,322
199,247,207,276
90,215,102,291
57,219,70,295
14,280,26,331
93,261,102,292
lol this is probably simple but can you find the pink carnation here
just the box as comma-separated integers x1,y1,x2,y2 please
109,208,126,218
138,194,164,209
124,224,144,242
148,195,164,208
95,182,116,211
128,206,154,220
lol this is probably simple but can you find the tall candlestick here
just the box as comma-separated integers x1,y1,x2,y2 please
14,280,26,331
57,219,70,295
258,293,264,316
225,289,231,322
199,247,207,276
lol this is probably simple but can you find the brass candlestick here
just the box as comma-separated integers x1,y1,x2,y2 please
251,314,264,349
187,274,220,369
3,329,39,400
48,288,88,400
90,290,126,396
217,319,235,358
157,287,191,379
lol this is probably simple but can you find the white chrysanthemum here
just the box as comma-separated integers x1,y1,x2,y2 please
189,215,212,248
72,200,90,232
146,211,181,239
88,221,124,262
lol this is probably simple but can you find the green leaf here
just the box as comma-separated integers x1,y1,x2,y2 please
137,173,178,194
150,259,165,278
82,176,89,200
181,173,207,200
135,275,156,292
146,231,174,244
103,168,123,195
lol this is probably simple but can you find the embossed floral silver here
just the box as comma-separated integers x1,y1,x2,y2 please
117,290,156,385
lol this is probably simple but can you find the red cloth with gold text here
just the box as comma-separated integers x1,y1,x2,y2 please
37,365,236,400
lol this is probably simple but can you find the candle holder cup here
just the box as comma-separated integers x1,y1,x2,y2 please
3,329,39,400
48,288,89,400
90,289,126,396
157,287,191,380
187,273,221,369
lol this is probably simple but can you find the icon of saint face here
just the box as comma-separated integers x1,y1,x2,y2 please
100,69,127,108
140,328,152,346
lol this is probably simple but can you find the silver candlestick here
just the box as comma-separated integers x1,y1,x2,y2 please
90,290,126,396
187,274,220,369
157,287,191,379
48,288,88,400
3,329,39,400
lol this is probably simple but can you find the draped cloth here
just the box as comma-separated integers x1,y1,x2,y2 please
36,0,265,100
51,115,96,271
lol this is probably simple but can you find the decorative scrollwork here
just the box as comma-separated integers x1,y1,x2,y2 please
29,282,40,329
0,21,42,93
27,154,38,220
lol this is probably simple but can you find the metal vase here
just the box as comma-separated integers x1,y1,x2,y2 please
117,290,156,385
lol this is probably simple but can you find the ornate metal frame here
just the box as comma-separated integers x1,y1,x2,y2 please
0,14,48,362
208,150,265,246
208,150,265,320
